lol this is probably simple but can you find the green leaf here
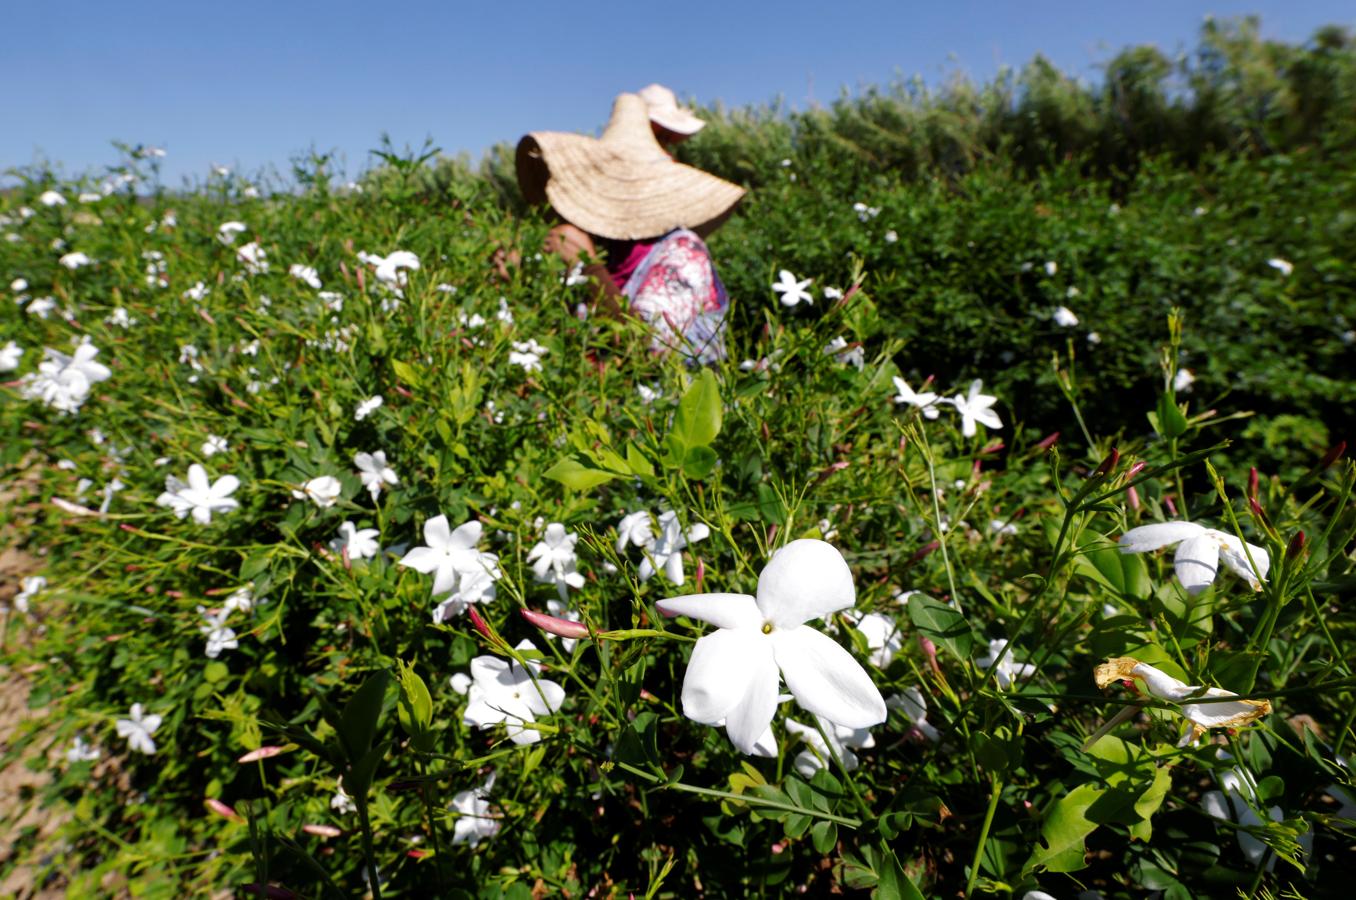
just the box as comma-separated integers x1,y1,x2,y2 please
906,594,975,661
1025,783,1104,873
682,445,718,480
395,660,433,747
1129,766,1173,841
391,359,421,388
671,368,723,450
338,671,391,763
1156,393,1188,439
872,846,925,900
543,457,619,492
344,740,391,803
625,442,654,479
810,819,837,854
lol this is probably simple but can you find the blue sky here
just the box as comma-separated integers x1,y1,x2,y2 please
3,0,1351,187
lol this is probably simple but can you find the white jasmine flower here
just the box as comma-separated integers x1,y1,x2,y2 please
823,336,865,370
400,516,501,599
236,241,268,274
975,638,1036,690
852,202,880,222
527,523,586,600
495,297,514,325
1174,368,1195,393
98,477,126,514
1202,757,1309,869
19,339,112,414
289,264,322,289
40,190,67,207
884,230,898,243
201,434,228,457
656,539,888,754
771,270,813,308
435,283,458,294
59,252,93,270
292,475,342,509
636,383,661,404
354,450,398,500
450,774,500,846
354,395,383,421
947,379,1002,437
616,510,655,552
432,565,499,622
26,296,57,318
785,714,875,777
156,464,240,524
887,687,940,741
1044,261,1058,276
223,586,258,615
460,640,565,745
509,339,547,373
1118,521,1269,595
1053,306,1079,327
365,250,420,286
217,221,247,244
1087,331,1102,345
115,704,162,755
66,736,101,763
104,307,136,328
846,611,903,669
1266,258,1293,276
331,521,380,560
331,778,357,815
823,286,844,301
15,576,46,614
0,340,22,372
198,606,238,658
638,511,708,586
1096,658,1271,745
990,519,1018,536
182,282,210,302
459,311,486,329
892,376,939,418
10,278,27,292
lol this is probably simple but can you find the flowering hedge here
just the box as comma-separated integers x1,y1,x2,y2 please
1,146,1354,899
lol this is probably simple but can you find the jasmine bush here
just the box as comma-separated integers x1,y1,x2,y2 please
2,27,1355,900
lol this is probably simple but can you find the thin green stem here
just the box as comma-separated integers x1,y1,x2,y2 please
964,779,1003,898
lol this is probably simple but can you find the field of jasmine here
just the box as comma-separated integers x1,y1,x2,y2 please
3,21,1356,900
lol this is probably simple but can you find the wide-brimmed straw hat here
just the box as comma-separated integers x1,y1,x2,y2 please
516,93,745,242
637,83,706,135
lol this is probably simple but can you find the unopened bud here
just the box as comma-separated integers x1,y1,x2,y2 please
1127,485,1140,510
1126,460,1147,478
1287,530,1307,560
1035,431,1060,450
520,608,590,640
1248,467,1260,501
237,746,286,764
694,556,705,591
468,606,494,641
911,540,941,563
980,441,1005,455
205,797,244,822
302,824,342,838
1319,441,1347,470
1249,497,1268,523
1094,448,1120,477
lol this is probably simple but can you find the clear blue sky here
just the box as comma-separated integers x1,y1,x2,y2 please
3,0,1351,188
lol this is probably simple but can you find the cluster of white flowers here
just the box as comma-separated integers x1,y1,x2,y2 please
616,509,708,586
18,339,112,414
399,516,502,621
892,377,1002,437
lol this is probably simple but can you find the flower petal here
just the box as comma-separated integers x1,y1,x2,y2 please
755,539,855,628
398,546,442,574
1181,688,1272,729
771,626,886,728
449,520,483,550
656,593,760,630
521,677,566,716
1174,534,1220,595
1119,521,1205,553
423,515,451,549
679,628,776,734
1214,532,1270,590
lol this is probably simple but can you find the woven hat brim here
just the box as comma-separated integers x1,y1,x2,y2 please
650,109,706,135
524,131,745,241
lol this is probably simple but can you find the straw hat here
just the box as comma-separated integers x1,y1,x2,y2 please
637,83,706,135
516,93,745,241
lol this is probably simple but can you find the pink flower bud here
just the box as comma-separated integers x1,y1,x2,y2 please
205,797,243,822
694,556,705,591
910,540,940,563
468,605,494,640
1094,448,1120,477
1126,460,1147,478
919,634,941,677
1127,485,1140,510
1318,441,1346,469
1287,530,1307,560
1165,495,1177,516
1249,497,1268,523
980,441,1005,455
302,824,342,838
1248,467,1260,501
237,746,286,764
520,608,590,640
1035,431,1061,450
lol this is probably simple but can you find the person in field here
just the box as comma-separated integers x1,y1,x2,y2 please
515,90,744,364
